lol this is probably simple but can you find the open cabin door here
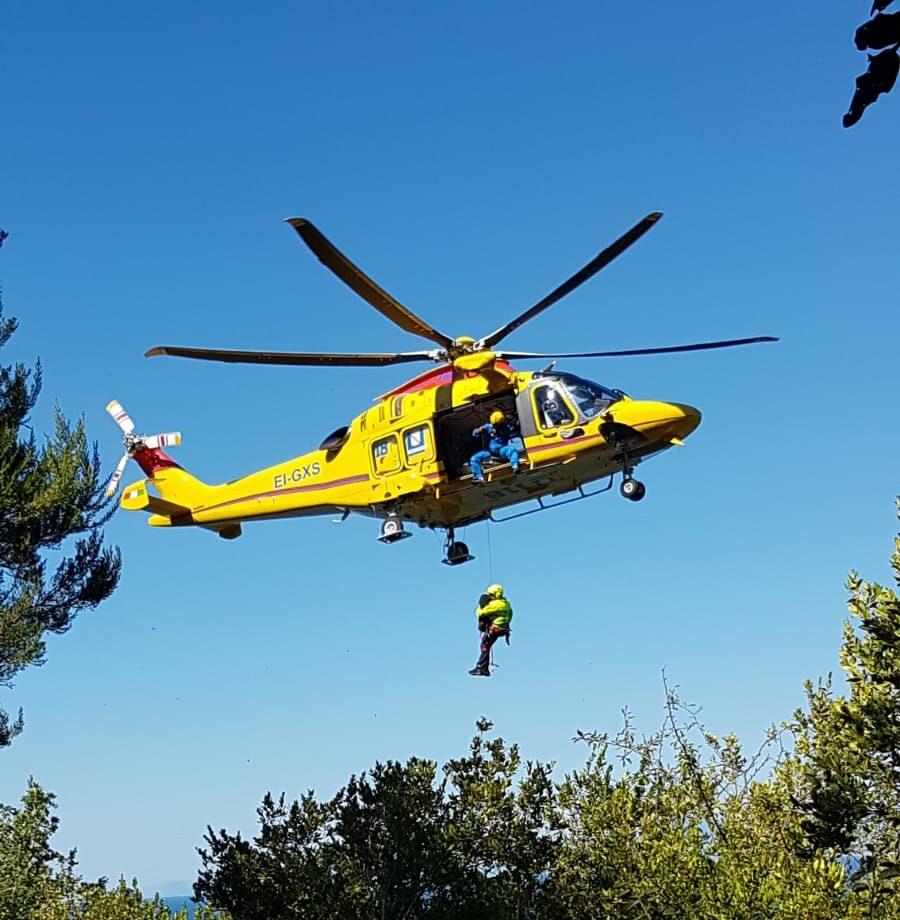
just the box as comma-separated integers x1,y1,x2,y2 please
434,391,525,480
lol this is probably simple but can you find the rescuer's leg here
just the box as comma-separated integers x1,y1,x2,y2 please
469,629,499,676
498,443,520,472
469,450,492,482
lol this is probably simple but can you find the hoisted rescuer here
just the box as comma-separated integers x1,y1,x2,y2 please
469,584,513,677
470,410,521,483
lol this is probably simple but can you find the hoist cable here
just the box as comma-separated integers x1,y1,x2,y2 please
486,519,496,670
486,518,494,584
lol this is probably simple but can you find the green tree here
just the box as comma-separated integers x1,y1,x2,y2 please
38,878,224,920
0,780,227,920
440,718,559,918
0,780,79,919
195,790,341,919
195,720,558,919
195,760,461,919
0,230,120,746
552,696,853,919
791,504,900,903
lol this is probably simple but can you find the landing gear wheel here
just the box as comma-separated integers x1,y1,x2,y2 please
378,516,411,543
382,519,401,537
620,479,646,502
442,540,474,566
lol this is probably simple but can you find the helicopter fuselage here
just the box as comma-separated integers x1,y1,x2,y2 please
119,361,701,539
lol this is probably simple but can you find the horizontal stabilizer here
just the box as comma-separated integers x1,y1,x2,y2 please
121,481,191,517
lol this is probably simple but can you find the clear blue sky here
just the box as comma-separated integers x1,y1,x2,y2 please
2,0,898,896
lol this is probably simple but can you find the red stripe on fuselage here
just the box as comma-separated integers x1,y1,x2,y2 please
526,432,603,454
381,361,516,399
525,418,678,456
198,473,370,513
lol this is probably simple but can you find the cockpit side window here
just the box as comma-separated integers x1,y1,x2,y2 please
533,384,575,429
557,375,622,420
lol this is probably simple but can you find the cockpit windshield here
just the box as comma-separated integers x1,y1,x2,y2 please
556,374,624,420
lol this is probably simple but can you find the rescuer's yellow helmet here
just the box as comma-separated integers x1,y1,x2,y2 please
489,410,505,425
486,584,504,597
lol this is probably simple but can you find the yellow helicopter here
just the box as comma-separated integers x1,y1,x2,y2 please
106,212,776,565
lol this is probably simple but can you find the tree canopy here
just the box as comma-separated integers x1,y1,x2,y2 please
0,780,225,919
0,230,120,747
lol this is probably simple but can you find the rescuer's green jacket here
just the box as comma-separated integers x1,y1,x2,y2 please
476,584,513,630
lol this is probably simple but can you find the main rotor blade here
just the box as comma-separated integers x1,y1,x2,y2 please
480,212,663,349
285,218,455,350
145,345,440,367
496,336,779,360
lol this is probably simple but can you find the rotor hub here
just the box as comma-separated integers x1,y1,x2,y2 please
446,336,478,360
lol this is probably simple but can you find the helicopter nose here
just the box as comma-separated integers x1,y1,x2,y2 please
607,400,701,444
665,402,702,441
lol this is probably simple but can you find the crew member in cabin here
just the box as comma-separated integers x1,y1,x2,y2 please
469,410,521,483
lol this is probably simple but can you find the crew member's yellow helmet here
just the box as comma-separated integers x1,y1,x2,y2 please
489,410,505,425
486,584,504,597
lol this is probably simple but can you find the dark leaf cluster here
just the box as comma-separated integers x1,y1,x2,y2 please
845,2,900,126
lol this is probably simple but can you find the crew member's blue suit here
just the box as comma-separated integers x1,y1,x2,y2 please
470,421,520,482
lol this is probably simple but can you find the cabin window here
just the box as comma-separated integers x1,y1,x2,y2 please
533,384,575,429
403,424,433,463
372,434,401,474
557,374,622,419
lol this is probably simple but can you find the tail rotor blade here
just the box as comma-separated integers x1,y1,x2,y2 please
142,432,182,450
107,400,135,434
106,452,130,497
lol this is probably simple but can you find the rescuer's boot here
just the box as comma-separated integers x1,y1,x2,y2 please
469,666,490,677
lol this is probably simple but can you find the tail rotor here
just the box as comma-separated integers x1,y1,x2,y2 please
107,399,135,435
141,432,182,450
105,400,182,497
107,451,131,497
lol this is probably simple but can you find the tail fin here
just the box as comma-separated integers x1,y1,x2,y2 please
120,480,192,517
134,457,212,510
